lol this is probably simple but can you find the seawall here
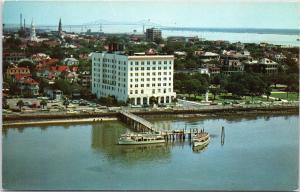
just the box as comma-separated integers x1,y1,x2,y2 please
3,105,298,128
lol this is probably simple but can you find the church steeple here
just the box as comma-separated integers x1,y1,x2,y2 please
58,18,62,36
30,19,37,41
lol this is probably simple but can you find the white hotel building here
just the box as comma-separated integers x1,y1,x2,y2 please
92,52,176,105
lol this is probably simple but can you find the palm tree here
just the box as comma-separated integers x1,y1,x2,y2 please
63,98,69,109
265,86,272,101
40,99,47,109
16,100,24,111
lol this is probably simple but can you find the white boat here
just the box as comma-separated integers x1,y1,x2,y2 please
192,132,210,148
118,133,165,145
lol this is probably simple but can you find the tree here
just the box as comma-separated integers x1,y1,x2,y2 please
265,86,272,101
63,98,69,109
40,100,47,109
184,79,200,98
16,100,24,111
284,74,299,99
210,87,220,100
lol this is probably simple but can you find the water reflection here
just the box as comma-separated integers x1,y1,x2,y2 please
91,122,172,163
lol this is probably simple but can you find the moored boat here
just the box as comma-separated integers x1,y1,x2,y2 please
192,132,210,148
118,133,165,145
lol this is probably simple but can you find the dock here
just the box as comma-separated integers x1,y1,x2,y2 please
119,111,159,133
119,110,203,142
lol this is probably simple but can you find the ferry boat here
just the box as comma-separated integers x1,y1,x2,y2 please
118,133,165,145
192,132,210,148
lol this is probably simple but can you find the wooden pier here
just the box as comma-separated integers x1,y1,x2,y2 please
119,111,205,142
119,111,159,133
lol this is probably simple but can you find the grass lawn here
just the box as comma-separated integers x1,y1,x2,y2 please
270,92,299,101
177,93,269,104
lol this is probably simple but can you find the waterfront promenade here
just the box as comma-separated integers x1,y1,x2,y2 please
3,102,298,127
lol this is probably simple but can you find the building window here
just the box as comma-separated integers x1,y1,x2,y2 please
135,61,139,65
141,61,144,65
152,67,156,70
141,84,144,87
153,61,156,64
135,84,138,87
135,90,138,94
130,90,133,94
152,89,155,93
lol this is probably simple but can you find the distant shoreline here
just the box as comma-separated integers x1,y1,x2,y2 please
3,106,298,128
161,27,300,36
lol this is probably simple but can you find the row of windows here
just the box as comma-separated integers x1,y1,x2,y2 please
130,60,172,65
129,88,172,94
129,83,172,88
130,72,171,76
129,77,172,82
93,57,127,65
130,66,171,71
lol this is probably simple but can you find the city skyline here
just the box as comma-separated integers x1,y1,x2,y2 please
3,1,300,29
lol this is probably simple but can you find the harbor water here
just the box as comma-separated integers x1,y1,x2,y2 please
2,115,299,190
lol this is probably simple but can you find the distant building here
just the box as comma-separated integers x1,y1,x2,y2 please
259,58,278,74
29,20,38,42
209,67,221,76
63,57,79,66
221,58,244,75
194,51,220,63
3,52,26,63
92,52,176,105
146,28,162,42
244,58,278,74
6,66,31,77
17,76,39,97
58,18,63,37
44,88,63,100
79,71,91,87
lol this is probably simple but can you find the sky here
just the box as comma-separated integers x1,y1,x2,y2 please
3,0,300,29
